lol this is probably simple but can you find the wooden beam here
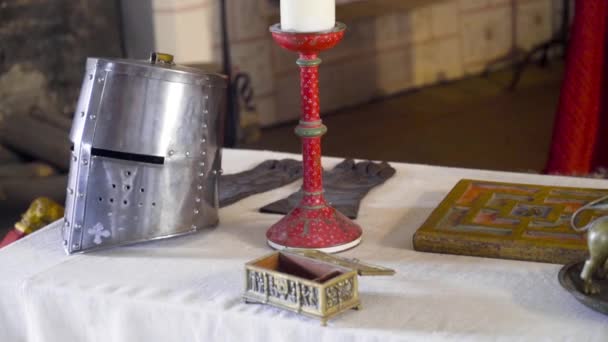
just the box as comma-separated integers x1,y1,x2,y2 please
0,114,71,171
30,108,72,132
0,162,56,178
0,145,21,164
0,175,66,210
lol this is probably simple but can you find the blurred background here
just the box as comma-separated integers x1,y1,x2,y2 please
0,0,572,233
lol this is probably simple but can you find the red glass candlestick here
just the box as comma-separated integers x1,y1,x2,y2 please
266,23,362,253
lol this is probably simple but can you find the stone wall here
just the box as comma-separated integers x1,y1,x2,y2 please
0,0,123,118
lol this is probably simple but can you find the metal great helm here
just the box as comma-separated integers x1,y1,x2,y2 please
63,53,226,254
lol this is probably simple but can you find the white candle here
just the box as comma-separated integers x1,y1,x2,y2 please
280,0,336,33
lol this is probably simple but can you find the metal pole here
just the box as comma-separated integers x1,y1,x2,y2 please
219,0,238,147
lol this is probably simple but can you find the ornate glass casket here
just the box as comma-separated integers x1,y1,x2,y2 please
243,250,394,325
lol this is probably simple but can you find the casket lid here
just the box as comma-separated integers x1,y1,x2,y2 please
284,249,395,276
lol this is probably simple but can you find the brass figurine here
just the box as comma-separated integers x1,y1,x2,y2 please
571,196,608,294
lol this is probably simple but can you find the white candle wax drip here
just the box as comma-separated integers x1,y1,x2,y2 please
280,0,336,33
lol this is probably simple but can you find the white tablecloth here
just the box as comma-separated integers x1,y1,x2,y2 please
1,149,607,342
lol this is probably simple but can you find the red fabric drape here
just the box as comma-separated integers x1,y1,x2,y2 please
545,0,608,174
0,228,26,249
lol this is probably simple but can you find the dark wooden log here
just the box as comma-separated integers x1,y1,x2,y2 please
0,145,21,164
31,108,72,132
0,162,56,178
0,114,70,171
0,175,66,210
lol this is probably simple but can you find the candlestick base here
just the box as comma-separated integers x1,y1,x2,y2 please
266,204,363,253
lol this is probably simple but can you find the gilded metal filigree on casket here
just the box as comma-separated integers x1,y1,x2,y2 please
243,250,394,325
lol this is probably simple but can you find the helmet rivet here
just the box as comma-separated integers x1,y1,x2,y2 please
194,209,199,214
89,115,96,120
195,197,201,203
185,151,190,157
168,150,175,156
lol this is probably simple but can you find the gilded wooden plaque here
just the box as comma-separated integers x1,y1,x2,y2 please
413,179,608,264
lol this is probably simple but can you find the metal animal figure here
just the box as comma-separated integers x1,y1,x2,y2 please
571,197,608,295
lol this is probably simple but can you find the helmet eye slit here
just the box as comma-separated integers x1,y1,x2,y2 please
90,148,165,165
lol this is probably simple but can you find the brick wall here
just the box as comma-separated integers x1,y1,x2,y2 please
135,0,569,126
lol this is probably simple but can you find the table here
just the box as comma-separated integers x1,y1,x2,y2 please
1,149,607,341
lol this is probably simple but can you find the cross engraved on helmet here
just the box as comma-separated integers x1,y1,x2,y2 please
88,222,111,245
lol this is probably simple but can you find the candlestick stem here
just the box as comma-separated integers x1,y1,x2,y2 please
298,53,324,201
